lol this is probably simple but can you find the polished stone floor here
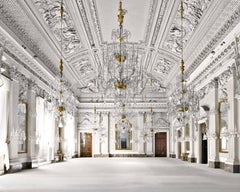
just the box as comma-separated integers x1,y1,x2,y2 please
0,158,240,192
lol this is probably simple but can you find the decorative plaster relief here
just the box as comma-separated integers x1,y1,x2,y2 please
198,66,233,100
153,57,174,77
18,74,29,102
150,79,167,92
72,55,98,93
218,67,232,99
77,79,98,93
73,57,94,76
33,0,82,55
155,117,170,128
164,0,212,53
78,112,95,126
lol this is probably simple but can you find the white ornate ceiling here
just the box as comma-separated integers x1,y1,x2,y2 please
1,0,240,97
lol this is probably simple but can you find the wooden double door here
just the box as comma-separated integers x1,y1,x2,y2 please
155,132,167,157
80,133,92,157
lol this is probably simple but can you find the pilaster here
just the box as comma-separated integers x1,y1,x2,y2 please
169,116,176,158
225,66,240,173
27,80,38,168
181,125,186,161
208,78,220,168
74,113,79,157
8,69,22,172
138,112,144,154
100,112,109,156
188,117,196,162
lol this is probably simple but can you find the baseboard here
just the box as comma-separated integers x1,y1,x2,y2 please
8,162,22,173
188,157,196,163
109,154,153,157
94,154,110,158
209,160,220,168
224,163,240,173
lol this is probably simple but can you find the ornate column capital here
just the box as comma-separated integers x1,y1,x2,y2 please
9,67,21,82
28,79,38,92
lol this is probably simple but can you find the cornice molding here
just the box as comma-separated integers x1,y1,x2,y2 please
88,0,104,46
143,0,158,45
149,0,168,46
192,41,235,89
186,4,240,77
76,0,95,47
0,0,57,75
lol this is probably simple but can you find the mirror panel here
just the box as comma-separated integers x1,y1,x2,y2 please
115,117,132,150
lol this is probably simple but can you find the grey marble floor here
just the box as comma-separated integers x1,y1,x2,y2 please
0,158,240,192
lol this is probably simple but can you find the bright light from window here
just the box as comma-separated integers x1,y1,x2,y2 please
2,55,6,61
0,67,5,72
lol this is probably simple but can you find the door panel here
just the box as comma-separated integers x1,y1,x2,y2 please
155,132,167,157
80,133,92,157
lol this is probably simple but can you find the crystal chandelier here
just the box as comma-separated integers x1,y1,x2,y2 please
56,0,65,161
98,1,147,114
168,0,198,125
57,0,65,128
